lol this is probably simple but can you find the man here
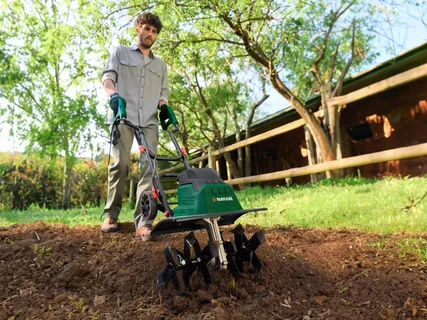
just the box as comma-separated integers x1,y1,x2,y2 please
100,12,169,241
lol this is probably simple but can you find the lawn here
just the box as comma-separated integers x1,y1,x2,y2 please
1,176,426,234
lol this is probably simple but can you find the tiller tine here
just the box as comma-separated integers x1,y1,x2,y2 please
231,224,265,273
157,232,213,295
222,240,241,277
183,232,212,290
157,245,190,296
157,222,266,294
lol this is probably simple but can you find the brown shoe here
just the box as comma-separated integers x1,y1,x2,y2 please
135,224,152,241
101,217,119,233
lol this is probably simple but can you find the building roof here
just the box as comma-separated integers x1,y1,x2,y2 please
252,42,427,130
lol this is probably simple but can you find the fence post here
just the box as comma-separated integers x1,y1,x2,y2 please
208,146,215,169
216,159,221,177
129,179,134,201
226,161,231,180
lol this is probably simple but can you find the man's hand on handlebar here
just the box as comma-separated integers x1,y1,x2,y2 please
110,93,127,121
158,104,179,130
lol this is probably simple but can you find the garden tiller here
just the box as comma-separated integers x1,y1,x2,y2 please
114,104,267,295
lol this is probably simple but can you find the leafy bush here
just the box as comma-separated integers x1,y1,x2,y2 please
0,152,111,210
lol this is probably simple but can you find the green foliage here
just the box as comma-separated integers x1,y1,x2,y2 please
0,0,109,208
0,152,108,210
0,152,62,209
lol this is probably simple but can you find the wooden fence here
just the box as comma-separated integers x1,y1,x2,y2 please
158,62,427,194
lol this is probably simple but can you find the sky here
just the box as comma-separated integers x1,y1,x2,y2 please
1,2,427,156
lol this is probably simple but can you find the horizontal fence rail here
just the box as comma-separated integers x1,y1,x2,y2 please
211,110,324,157
225,142,427,185
163,142,427,194
329,63,427,106
159,110,323,175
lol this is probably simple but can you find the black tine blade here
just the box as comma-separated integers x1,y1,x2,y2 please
223,241,236,254
232,223,245,235
250,252,262,272
199,263,212,290
170,267,188,296
184,232,196,258
208,242,219,258
164,245,180,267
201,244,211,257
236,257,244,273
184,231,196,242
183,269,192,290
227,257,241,277
157,266,172,288
249,230,265,250
185,231,203,257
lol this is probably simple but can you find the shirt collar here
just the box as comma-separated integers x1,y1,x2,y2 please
130,43,155,59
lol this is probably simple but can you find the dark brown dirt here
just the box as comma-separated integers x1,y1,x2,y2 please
1,222,426,320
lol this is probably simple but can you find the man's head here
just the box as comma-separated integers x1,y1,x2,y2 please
135,12,162,49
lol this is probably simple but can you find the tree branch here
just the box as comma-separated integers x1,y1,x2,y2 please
328,40,341,84
333,20,357,97
247,94,269,125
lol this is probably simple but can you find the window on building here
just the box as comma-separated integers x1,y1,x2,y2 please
347,122,373,141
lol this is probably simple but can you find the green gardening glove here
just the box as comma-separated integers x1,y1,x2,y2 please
110,93,127,123
159,104,179,130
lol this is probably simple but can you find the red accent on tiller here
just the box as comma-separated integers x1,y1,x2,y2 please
164,211,169,217
151,186,158,199
180,147,187,157
139,145,146,152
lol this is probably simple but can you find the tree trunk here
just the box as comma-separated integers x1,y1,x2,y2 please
237,147,244,177
223,151,241,179
270,75,335,163
62,156,73,209
234,126,244,177
218,10,335,170
304,125,317,184
244,145,251,177
244,94,269,178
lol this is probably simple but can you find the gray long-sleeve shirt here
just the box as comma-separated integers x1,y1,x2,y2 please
101,43,169,127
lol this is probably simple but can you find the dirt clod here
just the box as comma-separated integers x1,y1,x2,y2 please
93,295,106,307
197,289,213,303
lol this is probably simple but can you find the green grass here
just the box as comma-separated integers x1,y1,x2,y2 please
397,238,427,260
236,176,427,234
0,201,135,227
1,176,426,235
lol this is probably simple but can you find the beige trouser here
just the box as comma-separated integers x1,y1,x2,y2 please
103,123,158,229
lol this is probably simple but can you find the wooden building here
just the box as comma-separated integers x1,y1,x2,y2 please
222,42,427,185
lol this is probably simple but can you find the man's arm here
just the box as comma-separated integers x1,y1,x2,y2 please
158,63,169,108
104,79,116,97
102,46,119,97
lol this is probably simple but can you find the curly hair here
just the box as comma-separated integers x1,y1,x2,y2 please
135,12,163,33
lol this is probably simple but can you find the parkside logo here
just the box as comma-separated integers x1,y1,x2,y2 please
213,197,233,202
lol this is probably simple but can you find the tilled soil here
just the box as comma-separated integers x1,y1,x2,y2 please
0,222,426,320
